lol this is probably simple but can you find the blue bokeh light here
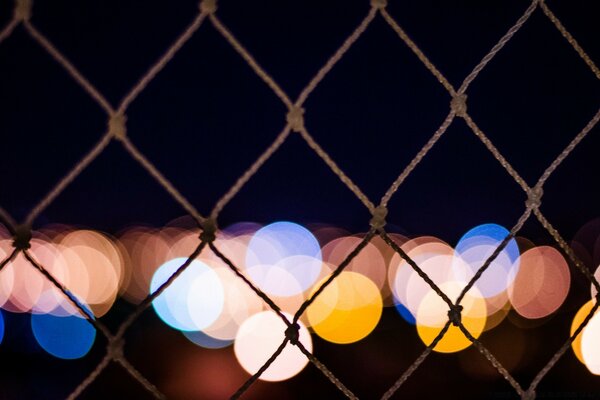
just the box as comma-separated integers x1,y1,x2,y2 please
0,309,5,345
456,223,519,263
394,301,416,325
183,330,233,349
151,258,224,332
246,221,323,295
454,223,520,298
31,313,96,359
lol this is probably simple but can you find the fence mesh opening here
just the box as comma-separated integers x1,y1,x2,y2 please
0,0,599,398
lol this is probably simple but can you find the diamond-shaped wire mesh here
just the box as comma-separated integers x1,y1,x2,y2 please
0,0,599,398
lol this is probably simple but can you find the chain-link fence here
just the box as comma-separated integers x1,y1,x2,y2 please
0,0,599,398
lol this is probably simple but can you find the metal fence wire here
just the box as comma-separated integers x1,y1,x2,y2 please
0,0,599,398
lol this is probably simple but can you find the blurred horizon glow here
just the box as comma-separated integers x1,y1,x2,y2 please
0,218,594,382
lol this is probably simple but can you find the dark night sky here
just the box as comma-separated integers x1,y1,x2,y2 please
0,0,598,239
0,0,599,399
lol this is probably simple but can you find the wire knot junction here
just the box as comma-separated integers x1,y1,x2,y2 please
369,205,388,230
286,107,305,133
370,0,388,9
107,337,125,361
526,186,543,209
109,114,127,141
448,304,463,327
12,224,31,250
200,218,217,243
450,93,468,118
521,388,536,400
199,0,217,14
14,0,32,21
285,322,300,345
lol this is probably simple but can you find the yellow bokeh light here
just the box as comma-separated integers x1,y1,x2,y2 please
307,272,382,344
482,299,511,332
417,282,487,353
571,299,597,364
582,310,600,375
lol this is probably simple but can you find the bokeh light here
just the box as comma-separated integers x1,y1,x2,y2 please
406,253,464,317
0,310,5,345
201,266,264,343
482,298,511,332
394,301,416,325
246,222,322,297
119,228,172,304
390,240,456,319
31,239,71,316
454,223,520,299
234,311,311,381
0,240,12,309
387,236,448,305
59,230,123,317
571,299,598,365
508,246,570,319
151,258,224,332
31,312,96,359
308,271,382,344
371,234,408,306
183,330,233,350
417,282,487,353
571,218,600,274
1,243,46,313
581,309,600,375
592,265,600,299
0,218,591,388
322,236,386,290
